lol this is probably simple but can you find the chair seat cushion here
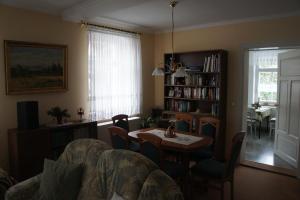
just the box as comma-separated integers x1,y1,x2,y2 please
191,159,225,179
129,141,140,152
39,159,83,200
191,147,213,161
162,160,185,179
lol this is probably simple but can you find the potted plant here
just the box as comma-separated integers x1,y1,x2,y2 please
140,116,156,128
47,106,70,124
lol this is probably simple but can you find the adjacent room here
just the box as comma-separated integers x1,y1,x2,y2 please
0,0,300,200
244,48,298,171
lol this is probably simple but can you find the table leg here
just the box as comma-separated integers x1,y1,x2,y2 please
181,152,190,199
266,116,270,132
259,121,261,139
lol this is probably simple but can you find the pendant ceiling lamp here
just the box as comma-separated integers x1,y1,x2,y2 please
152,0,182,77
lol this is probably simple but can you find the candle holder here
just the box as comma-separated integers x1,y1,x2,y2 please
77,107,84,122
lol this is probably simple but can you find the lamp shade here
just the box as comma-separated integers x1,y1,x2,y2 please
152,67,165,76
173,67,187,77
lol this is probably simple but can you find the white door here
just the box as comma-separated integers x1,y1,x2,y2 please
275,50,300,174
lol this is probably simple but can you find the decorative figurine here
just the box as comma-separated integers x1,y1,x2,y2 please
165,121,176,138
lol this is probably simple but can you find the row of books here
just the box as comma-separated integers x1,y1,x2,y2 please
168,87,220,100
211,104,219,116
166,74,219,87
203,54,221,72
164,100,220,116
165,100,192,112
192,88,220,100
186,75,218,86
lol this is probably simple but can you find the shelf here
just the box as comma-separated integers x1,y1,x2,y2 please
165,84,219,88
185,71,220,74
164,96,219,102
162,110,215,117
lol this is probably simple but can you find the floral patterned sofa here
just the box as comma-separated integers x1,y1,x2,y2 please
5,139,183,200
0,168,15,200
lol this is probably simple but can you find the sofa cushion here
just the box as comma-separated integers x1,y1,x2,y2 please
39,159,83,200
111,192,125,200
0,168,16,200
58,139,112,200
98,150,158,200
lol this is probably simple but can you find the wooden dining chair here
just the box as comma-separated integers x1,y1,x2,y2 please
107,126,139,152
175,113,193,134
137,133,186,181
191,117,220,162
112,114,129,132
190,132,246,200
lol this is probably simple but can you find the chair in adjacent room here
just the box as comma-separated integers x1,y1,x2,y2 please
247,107,258,137
137,133,186,182
190,132,246,200
269,117,276,137
175,113,193,134
112,114,129,132
191,117,220,162
107,126,139,152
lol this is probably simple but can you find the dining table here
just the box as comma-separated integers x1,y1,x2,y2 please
128,128,213,153
254,106,272,138
128,128,212,198
128,127,212,174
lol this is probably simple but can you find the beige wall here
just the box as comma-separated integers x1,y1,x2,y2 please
0,5,154,170
154,16,300,157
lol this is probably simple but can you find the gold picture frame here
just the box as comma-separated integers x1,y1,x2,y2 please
4,40,68,95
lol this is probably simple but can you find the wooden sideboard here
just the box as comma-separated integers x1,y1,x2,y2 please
8,120,97,181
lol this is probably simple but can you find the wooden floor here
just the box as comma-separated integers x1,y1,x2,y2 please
191,166,300,200
244,129,295,170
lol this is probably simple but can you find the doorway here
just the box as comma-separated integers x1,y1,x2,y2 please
241,47,299,175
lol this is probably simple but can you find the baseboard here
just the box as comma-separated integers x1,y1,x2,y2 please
240,160,296,177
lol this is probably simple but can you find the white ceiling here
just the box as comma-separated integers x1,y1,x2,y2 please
1,0,300,32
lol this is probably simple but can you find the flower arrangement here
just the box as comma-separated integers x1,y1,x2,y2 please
47,106,70,124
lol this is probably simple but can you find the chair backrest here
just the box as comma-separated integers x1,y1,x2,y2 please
247,107,256,119
225,132,246,178
107,126,129,149
198,117,220,153
112,114,129,132
175,113,193,133
137,133,162,166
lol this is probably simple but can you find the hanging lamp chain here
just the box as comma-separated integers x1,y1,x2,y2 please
170,0,177,60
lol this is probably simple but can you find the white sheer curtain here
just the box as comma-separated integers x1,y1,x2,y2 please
88,28,142,121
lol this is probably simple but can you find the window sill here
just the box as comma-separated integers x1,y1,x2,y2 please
97,116,140,127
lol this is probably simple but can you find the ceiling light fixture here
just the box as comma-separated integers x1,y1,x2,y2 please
152,0,184,77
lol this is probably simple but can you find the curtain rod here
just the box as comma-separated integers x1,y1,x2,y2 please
81,21,141,35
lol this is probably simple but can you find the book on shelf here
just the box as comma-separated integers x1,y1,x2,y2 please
165,100,191,112
203,53,221,72
211,103,219,116
192,87,219,100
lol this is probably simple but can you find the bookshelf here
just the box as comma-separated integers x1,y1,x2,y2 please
163,50,227,159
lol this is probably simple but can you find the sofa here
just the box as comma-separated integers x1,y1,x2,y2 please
5,139,183,200
0,168,15,200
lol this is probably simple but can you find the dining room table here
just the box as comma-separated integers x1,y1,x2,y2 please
254,106,272,138
128,128,213,171
128,128,213,198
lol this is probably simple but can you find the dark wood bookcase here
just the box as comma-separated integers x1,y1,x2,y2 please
163,50,227,159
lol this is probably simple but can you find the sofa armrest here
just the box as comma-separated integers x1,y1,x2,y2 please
5,175,41,200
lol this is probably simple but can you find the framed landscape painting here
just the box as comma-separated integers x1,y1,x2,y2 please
4,40,68,95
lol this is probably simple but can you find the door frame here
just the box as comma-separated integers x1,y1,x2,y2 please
239,43,300,178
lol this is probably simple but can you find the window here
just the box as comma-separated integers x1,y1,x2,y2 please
88,28,142,121
249,50,287,104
